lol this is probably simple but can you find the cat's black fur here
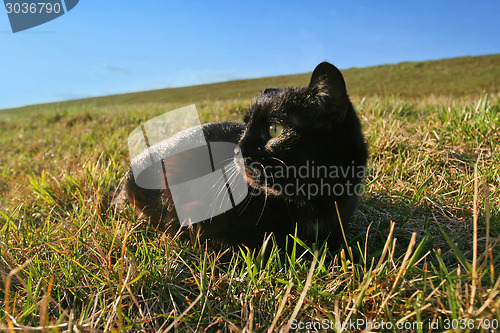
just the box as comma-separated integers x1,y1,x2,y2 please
120,62,367,251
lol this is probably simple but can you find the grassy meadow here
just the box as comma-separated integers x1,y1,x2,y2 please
0,54,499,332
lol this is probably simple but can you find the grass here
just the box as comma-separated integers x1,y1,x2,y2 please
1,55,500,332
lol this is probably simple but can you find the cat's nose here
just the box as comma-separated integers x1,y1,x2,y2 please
233,145,241,156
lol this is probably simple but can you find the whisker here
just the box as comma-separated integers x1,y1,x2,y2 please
207,161,245,221
270,156,288,168
237,186,257,215
254,162,268,225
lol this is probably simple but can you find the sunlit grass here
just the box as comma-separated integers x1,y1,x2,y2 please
1,59,500,331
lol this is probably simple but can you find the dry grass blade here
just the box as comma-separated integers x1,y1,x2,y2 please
2,312,68,332
396,303,432,326
3,259,32,331
282,252,318,333
378,232,417,314
484,177,491,254
267,282,293,333
163,293,203,332
374,221,395,272
469,161,479,313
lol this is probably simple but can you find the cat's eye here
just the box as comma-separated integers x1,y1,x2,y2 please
269,123,284,138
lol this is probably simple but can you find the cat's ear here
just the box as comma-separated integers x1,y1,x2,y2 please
308,62,348,121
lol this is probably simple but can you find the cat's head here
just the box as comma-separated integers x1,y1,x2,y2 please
235,62,365,198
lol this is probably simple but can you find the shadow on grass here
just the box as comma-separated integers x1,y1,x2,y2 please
350,191,495,269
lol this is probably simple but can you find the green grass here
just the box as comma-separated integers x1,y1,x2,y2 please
1,55,500,332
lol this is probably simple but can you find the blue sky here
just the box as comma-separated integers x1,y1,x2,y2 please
1,0,499,110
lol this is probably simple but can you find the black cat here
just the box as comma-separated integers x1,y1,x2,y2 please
119,62,368,251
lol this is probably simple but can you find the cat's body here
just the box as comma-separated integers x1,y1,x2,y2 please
120,62,368,251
